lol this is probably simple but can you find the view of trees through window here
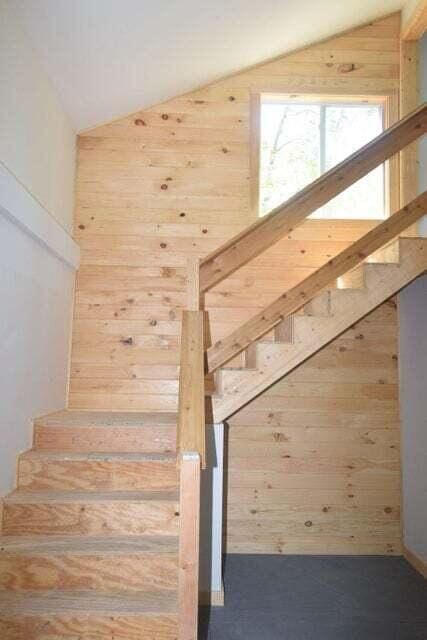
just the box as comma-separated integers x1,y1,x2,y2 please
259,99,385,219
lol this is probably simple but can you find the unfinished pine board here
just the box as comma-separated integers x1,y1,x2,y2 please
225,301,402,555
18,451,178,491
0,592,177,640
33,411,177,453
402,0,427,40
2,490,180,537
70,13,402,411
0,535,178,592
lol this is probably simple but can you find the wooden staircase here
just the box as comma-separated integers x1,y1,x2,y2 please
2,104,427,639
212,237,427,421
0,411,181,640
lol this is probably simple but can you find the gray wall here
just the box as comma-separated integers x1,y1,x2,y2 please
398,32,427,564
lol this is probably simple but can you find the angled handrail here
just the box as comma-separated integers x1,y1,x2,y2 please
199,103,427,293
206,191,427,373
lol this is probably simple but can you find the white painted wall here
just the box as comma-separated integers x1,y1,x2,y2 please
0,1,78,495
200,423,224,601
398,32,427,565
0,0,75,231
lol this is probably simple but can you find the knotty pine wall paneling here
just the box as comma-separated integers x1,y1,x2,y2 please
71,13,402,554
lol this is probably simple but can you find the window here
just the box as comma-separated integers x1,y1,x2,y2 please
259,96,386,219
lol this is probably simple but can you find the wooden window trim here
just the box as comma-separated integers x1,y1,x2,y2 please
250,90,400,222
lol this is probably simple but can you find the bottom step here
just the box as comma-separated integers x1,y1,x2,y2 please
0,590,177,639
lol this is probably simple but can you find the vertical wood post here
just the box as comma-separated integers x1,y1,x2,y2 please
187,257,201,311
178,452,201,640
400,40,419,235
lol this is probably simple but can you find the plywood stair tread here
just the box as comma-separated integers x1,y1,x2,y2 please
35,410,178,428
0,590,177,616
0,535,178,555
21,450,177,462
4,490,179,504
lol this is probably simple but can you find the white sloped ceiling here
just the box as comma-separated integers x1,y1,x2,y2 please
13,0,404,131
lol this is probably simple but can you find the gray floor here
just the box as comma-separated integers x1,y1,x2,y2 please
199,555,427,640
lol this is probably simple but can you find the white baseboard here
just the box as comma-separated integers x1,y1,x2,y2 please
200,584,225,607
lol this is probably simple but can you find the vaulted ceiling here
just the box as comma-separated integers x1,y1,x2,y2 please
14,0,405,131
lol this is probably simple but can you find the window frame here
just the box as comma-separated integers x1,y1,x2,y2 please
250,91,399,222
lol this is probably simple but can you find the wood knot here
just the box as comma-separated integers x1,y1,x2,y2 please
228,96,236,101
179,212,186,217
78,224,85,230
304,520,313,527
202,229,208,234
338,63,357,74
149,320,157,326
120,337,133,346
222,147,229,154
134,118,146,126
160,242,167,249
160,184,168,190
384,507,393,514
161,114,169,120
273,432,286,442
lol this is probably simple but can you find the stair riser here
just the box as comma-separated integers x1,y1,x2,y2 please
0,615,178,640
18,459,178,491
0,554,178,592
2,502,179,537
33,426,176,453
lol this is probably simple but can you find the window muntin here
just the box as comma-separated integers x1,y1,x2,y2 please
259,99,385,219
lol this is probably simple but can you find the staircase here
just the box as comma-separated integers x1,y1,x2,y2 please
212,237,427,422
0,411,180,640
1,105,427,639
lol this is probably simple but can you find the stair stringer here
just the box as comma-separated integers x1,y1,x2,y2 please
212,238,427,423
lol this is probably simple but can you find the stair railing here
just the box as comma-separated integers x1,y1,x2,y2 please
176,103,427,638
198,102,427,372
177,257,205,640
206,190,427,372
199,103,427,293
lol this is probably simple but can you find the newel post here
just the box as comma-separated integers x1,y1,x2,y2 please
187,256,201,311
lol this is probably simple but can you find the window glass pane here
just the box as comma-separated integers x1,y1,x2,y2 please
259,99,385,220
313,105,384,219
260,104,320,216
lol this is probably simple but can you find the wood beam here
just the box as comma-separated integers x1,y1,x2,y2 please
199,104,427,293
206,191,427,373
178,452,201,640
402,0,427,40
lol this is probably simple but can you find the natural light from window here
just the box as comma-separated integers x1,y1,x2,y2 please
259,99,385,219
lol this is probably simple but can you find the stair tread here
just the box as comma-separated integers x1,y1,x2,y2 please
0,590,177,615
0,535,178,555
35,410,178,428
4,490,179,504
21,450,177,462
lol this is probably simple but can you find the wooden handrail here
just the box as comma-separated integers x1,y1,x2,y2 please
199,103,427,293
177,309,205,640
206,191,427,373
